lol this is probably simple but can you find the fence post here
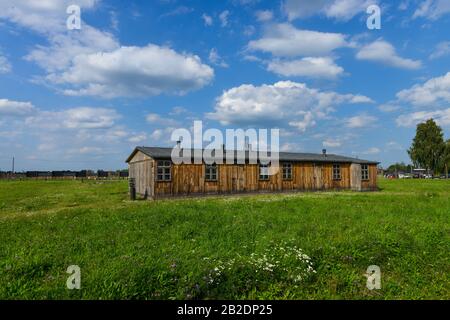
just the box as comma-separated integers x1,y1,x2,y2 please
129,177,136,201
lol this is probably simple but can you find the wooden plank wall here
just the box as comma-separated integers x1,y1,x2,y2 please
128,151,153,197
350,163,362,191
361,164,378,190
152,162,363,198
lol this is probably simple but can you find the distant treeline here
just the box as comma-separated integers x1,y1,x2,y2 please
0,170,128,179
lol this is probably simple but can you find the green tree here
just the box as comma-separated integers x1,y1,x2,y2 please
386,162,413,173
443,139,450,178
408,119,445,174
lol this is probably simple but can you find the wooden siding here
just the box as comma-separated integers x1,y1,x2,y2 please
148,161,376,198
128,151,153,197
127,150,378,198
350,163,378,191
361,164,378,191
350,163,362,191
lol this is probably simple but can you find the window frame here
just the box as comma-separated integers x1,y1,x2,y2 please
332,164,342,181
156,160,172,182
205,164,218,182
259,163,270,181
361,164,369,181
282,162,293,180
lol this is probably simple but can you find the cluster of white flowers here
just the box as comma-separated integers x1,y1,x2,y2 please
205,241,316,286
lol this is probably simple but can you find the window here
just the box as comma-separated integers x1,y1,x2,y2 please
259,164,270,180
282,163,292,180
361,164,369,180
205,164,218,181
333,164,341,180
156,160,171,181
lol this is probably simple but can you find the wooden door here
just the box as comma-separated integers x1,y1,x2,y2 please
350,163,362,191
231,165,245,192
314,164,323,190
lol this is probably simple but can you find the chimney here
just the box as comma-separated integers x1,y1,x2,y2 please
322,149,327,157
176,140,183,152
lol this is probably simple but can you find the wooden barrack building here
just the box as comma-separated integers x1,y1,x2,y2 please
126,147,379,199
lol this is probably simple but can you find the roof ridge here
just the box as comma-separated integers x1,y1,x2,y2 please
129,146,379,165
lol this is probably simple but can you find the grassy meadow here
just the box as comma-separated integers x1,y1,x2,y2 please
0,178,448,299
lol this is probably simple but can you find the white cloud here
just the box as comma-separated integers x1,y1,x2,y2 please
202,13,213,26
207,81,373,132
63,107,120,129
323,139,341,147
399,1,410,10
378,103,402,112
46,44,214,98
151,129,164,140
77,146,105,155
396,72,450,107
413,0,450,20
243,55,263,62
356,39,422,70
248,23,348,57
346,114,377,128
128,133,147,143
267,57,344,79
219,10,230,27
0,55,11,73
25,107,120,130
243,25,256,36
146,113,179,127
325,0,376,20
429,41,450,60
209,48,229,68
386,141,403,150
0,99,36,116
25,25,119,72
282,0,376,21
0,100,143,169
2,1,213,99
109,10,119,31
170,106,189,115
280,142,303,152
394,73,450,129
160,6,194,18
396,108,450,127
0,103,132,166
255,10,273,22
0,1,114,70
361,147,380,155
282,0,328,20
150,127,176,143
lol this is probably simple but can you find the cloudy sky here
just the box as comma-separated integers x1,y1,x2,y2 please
0,0,449,171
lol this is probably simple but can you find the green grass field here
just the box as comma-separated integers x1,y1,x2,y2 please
0,178,448,299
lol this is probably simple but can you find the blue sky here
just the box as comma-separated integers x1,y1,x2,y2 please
0,0,449,171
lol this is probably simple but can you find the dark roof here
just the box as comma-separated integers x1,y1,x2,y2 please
126,146,379,165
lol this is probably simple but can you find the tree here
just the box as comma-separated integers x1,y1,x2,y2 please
443,139,450,178
408,119,445,174
386,162,413,173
